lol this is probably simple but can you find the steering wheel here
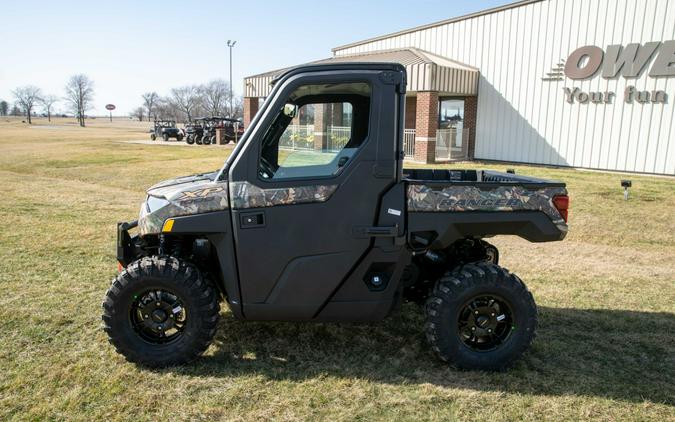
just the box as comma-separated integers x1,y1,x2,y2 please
259,156,275,179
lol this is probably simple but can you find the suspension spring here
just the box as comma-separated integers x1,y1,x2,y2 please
158,234,170,256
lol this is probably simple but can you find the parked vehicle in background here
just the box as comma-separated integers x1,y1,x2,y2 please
151,120,183,142
185,119,206,145
195,117,245,145
200,117,218,145
220,117,244,143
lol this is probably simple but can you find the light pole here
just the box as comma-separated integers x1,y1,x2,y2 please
227,40,236,118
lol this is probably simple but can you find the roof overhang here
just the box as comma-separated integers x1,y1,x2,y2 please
243,48,479,98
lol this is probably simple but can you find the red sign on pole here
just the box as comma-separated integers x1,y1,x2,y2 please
105,104,116,122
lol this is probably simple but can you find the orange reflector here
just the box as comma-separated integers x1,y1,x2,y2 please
117,262,123,273
162,219,175,232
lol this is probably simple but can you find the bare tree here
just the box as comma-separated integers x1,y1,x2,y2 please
40,94,59,122
12,86,42,124
169,85,202,122
152,97,180,121
0,100,8,116
201,80,230,117
130,107,145,122
231,95,244,120
64,74,94,127
142,91,159,121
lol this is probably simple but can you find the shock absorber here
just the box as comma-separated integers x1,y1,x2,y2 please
171,239,183,257
158,234,171,256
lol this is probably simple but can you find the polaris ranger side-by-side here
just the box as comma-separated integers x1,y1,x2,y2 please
150,120,183,142
104,63,569,370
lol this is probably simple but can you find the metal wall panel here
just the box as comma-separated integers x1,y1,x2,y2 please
334,0,675,174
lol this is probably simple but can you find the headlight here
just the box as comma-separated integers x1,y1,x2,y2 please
146,195,170,212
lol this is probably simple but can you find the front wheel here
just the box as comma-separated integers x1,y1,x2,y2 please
150,134,156,141
425,262,537,371
162,133,169,142
102,256,220,367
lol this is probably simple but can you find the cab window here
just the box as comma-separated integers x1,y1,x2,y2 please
258,82,371,180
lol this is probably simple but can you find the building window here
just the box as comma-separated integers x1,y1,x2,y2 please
437,98,468,160
439,98,464,130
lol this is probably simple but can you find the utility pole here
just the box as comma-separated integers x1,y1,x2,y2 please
227,40,237,118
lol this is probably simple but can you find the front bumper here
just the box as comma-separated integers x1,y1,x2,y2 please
117,220,138,267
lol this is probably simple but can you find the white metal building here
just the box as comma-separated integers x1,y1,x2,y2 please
244,0,675,175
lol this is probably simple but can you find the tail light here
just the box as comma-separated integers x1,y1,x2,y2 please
552,195,569,223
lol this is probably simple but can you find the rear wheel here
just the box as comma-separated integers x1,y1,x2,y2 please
177,135,184,142
150,134,156,141
102,256,220,367
186,135,195,144
425,262,537,370
203,135,211,145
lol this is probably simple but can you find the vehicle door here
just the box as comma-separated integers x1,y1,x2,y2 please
228,66,404,320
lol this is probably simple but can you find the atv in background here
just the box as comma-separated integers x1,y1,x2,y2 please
197,117,244,145
221,117,244,143
200,117,221,145
151,120,183,142
185,119,206,145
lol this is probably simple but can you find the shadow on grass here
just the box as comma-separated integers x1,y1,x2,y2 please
167,305,675,405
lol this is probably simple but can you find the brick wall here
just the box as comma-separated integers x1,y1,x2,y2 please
464,96,478,159
313,104,328,150
243,97,259,129
405,96,416,129
413,91,438,163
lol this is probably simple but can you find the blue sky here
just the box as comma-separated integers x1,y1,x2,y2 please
0,0,511,115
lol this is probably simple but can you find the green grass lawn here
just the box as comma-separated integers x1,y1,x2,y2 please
0,117,673,421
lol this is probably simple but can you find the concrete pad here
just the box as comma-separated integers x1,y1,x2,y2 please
119,140,236,148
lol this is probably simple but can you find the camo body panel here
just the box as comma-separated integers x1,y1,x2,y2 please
139,179,230,236
407,183,568,228
230,181,338,209
147,171,219,191
138,174,338,235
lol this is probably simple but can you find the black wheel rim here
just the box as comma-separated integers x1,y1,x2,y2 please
457,294,513,352
129,289,187,344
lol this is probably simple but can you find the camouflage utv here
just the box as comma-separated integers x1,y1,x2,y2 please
105,63,569,370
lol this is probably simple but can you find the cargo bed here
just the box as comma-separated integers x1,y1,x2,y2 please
402,169,569,247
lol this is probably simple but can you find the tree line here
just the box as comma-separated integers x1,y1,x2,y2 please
2,75,94,126
1,76,243,126
130,79,243,123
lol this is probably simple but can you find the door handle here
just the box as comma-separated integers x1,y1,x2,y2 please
351,225,398,238
240,212,265,228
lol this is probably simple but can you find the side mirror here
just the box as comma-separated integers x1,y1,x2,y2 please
282,103,298,118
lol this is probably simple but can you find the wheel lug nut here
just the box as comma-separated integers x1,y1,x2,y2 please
144,315,148,319
471,327,476,331
156,302,161,306
488,329,492,333
491,313,495,317
474,311,479,315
